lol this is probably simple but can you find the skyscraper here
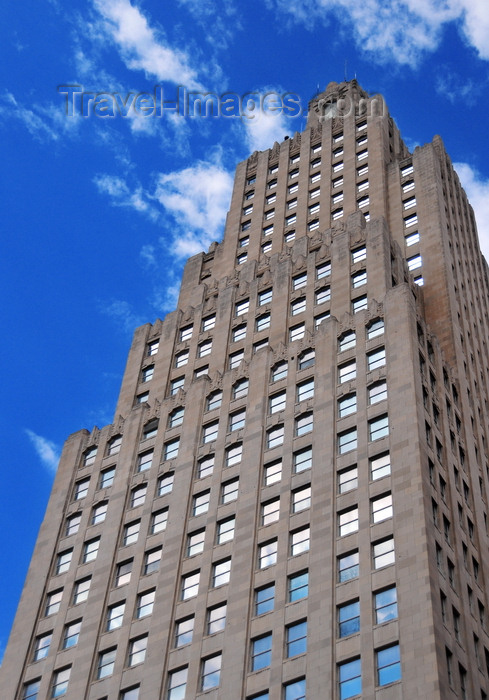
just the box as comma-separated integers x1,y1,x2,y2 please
3,79,489,700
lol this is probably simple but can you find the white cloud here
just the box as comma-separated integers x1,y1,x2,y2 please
155,159,233,256
268,0,489,67
454,162,489,261
0,92,80,142
25,430,61,474
241,88,296,153
92,0,204,89
99,299,146,332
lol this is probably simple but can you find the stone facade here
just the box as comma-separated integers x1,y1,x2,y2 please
3,80,489,700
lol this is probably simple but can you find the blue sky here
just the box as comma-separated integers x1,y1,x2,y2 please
1,0,489,660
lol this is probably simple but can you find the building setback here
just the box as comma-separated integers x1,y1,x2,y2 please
3,79,489,700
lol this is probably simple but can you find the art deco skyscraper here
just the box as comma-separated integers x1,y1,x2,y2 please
3,80,489,700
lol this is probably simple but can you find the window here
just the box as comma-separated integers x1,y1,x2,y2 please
144,547,162,574
252,634,272,670
180,571,199,600
254,338,268,353
408,253,422,270
63,619,82,648
258,288,273,306
294,446,312,473
56,549,72,575
231,324,247,344
339,360,356,383
372,493,393,522
175,350,189,367
367,347,386,372
259,539,277,568
229,409,246,432
288,571,308,602
338,466,358,493
338,393,356,417
262,498,280,525
333,160,344,173
151,508,168,534
290,323,305,342
352,270,367,288
317,262,331,279
121,688,140,700
338,428,357,454
136,589,155,619
332,192,344,205
269,391,286,414
404,213,418,228
377,644,401,686
286,621,307,657
82,538,100,563
65,513,81,536
367,319,384,339
137,452,152,472
292,486,311,513
99,467,115,489
339,507,359,536
338,551,359,582
202,315,215,332
97,649,116,679
316,287,330,305
116,560,132,586
142,365,154,382
351,246,366,264
221,478,239,504
226,442,243,467
375,586,398,624
143,420,158,440
271,361,288,381
170,377,185,397
291,527,310,555
297,379,314,402
368,381,387,404
107,602,125,631
339,600,360,637
126,636,147,668
229,350,244,369
22,680,40,700
284,679,306,700
201,654,222,691
51,667,71,697
233,378,249,399
352,295,367,313
194,459,213,483
83,446,97,466
296,352,315,374
296,412,313,436
212,558,231,587
235,298,250,317
123,521,140,546
180,324,193,342
255,584,275,615
192,491,211,515
405,231,420,246
314,311,330,328
158,472,174,496
169,407,185,430
288,198,298,210
339,658,361,700
45,589,63,616
291,297,306,316
264,209,275,220
370,452,391,480
202,421,218,444
373,537,395,569
266,192,276,203
369,414,389,441
264,459,282,485
332,208,343,221
310,186,320,199
206,392,222,412
357,195,369,209
207,602,227,634
74,478,90,501
263,224,274,236
90,503,107,527
198,339,212,357
34,632,52,660
194,365,208,378
267,425,284,449
293,273,307,290
174,616,194,648
237,252,248,265
131,484,147,508
187,529,205,556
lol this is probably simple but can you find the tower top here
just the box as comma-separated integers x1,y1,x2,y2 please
306,79,382,128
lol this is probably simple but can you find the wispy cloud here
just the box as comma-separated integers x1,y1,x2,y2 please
267,0,489,67
25,430,61,474
0,92,80,142
435,69,485,106
92,0,205,89
454,162,489,261
93,173,160,220
99,298,147,332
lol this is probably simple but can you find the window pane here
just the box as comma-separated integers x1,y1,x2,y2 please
339,658,362,699
286,621,307,657
288,571,308,602
338,600,360,637
252,634,272,670
255,584,275,614
338,551,359,582
377,644,401,685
